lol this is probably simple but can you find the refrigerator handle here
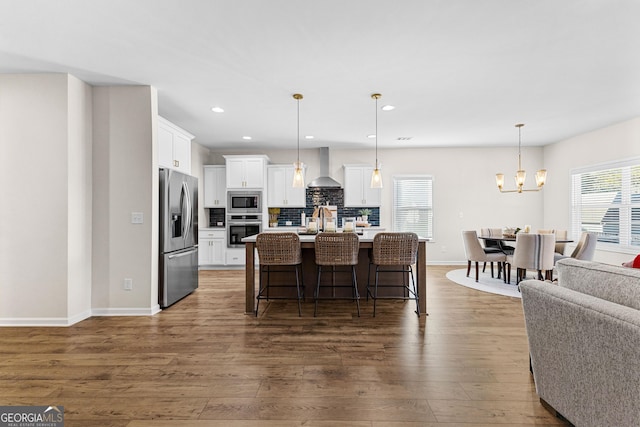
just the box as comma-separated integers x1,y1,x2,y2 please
182,181,190,242
185,181,192,241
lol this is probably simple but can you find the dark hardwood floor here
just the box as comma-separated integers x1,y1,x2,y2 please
0,266,569,426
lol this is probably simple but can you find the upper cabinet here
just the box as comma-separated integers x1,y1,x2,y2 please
203,165,226,207
158,116,193,175
343,165,382,207
267,165,306,207
224,155,269,189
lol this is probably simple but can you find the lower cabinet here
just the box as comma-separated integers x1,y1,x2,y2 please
225,248,245,265
198,229,225,266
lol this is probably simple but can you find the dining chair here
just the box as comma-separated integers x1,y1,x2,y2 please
479,228,504,278
366,232,420,317
506,233,555,284
255,232,304,316
314,232,361,317
555,232,597,264
462,230,507,283
554,229,568,257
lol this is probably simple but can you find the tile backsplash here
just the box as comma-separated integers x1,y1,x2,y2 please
270,188,379,226
207,208,226,227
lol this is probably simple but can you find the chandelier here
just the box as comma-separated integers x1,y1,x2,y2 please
496,123,547,193
292,93,305,188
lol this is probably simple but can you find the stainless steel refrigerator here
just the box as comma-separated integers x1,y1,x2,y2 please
159,168,198,308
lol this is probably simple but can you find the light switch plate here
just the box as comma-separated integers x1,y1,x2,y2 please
131,212,144,224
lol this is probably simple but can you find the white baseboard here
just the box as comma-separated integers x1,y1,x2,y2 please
0,306,162,327
92,306,161,316
0,309,91,327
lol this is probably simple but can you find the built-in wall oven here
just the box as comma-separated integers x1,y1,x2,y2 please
227,214,262,248
227,191,262,214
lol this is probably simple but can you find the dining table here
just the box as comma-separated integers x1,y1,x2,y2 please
478,234,573,253
242,231,429,315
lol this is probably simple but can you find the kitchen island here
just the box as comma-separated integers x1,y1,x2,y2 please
243,231,428,315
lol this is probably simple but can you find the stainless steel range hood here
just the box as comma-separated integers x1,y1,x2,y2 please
307,147,342,188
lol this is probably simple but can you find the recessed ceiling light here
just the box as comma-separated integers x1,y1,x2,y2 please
305,135,314,139
381,105,395,111
242,136,252,140
211,107,224,113
367,134,376,139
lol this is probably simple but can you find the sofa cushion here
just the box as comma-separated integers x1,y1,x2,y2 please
556,258,640,310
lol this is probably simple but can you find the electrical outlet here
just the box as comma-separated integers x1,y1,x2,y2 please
123,278,133,290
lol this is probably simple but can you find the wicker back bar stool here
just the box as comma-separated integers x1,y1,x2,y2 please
366,232,420,317
313,232,361,317
255,232,304,316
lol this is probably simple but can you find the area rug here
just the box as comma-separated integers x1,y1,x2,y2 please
446,268,523,298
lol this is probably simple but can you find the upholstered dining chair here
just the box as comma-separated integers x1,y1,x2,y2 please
554,229,568,257
255,232,304,316
314,232,361,317
554,232,597,264
366,232,420,317
506,233,556,284
462,230,507,283
479,227,504,278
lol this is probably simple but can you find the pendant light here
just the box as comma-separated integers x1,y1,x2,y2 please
496,123,547,193
370,93,383,188
292,93,305,188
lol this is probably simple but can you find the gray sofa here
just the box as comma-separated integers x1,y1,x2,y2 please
520,258,640,427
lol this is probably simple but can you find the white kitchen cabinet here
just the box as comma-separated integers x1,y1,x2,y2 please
267,165,306,207
158,116,194,175
225,247,245,265
343,165,381,207
203,165,226,207
224,155,268,189
199,229,226,265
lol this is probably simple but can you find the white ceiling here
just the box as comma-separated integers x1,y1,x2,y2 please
2,0,640,151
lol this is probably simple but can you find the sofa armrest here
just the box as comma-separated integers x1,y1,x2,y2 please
520,279,640,427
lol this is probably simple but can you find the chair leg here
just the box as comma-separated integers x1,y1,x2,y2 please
475,261,480,282
490,262,494,278
482,261,487,273
373,266,380,317
295,264,302,317
366,261,372,301
255,265,263,316
352,265,360,317
410,266,420,317
314,266,322,317
466,260,472,277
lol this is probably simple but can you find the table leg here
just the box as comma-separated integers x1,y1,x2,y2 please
417,240,427,315
245,242,256,314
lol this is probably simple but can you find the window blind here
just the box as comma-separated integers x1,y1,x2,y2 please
571,159,640,249
392,175,433,238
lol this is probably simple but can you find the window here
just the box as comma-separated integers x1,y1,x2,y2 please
392,175,433,238
571,158,640,250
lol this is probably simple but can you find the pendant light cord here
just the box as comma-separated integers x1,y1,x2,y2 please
371,93,381,168
293,93,303,165
297,96,300,163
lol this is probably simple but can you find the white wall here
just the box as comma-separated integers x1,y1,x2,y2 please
0,74,93,324
66,75,93,321
543,117,640,265
92,86,159,314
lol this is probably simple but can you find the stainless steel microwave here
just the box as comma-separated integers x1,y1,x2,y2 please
227,191,262,213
